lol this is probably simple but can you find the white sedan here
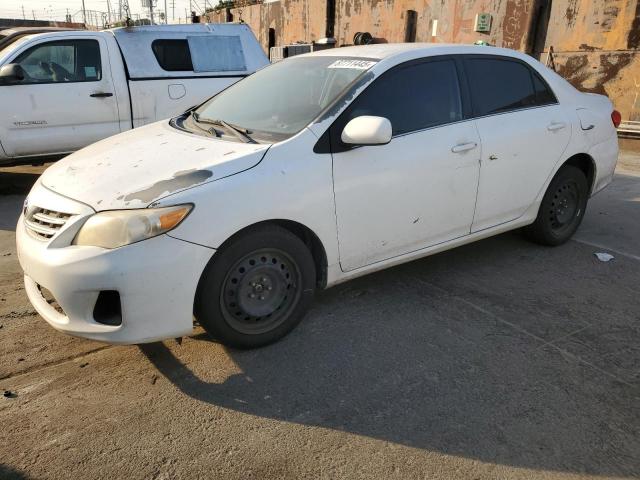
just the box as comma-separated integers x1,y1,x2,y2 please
17,44,620,348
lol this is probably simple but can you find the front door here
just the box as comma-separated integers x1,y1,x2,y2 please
0,36,121,157
330,58,481,271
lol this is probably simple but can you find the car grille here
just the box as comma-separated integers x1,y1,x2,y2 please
24,207,73,241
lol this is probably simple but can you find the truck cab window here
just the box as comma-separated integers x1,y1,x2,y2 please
14,40,102,84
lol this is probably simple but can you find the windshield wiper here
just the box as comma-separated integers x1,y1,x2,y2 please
191,111,256,144
190,117,220,137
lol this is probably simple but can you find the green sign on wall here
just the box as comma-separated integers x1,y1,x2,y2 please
474,13,492,33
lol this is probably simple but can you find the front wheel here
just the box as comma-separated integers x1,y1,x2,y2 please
195,224,316,348
524,165,589,246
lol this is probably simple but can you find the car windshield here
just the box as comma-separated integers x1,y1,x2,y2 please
192,56,377,141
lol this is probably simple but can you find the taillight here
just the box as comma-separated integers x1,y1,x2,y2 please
611,110,622,128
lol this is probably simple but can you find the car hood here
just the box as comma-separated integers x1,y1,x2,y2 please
40,120,270,211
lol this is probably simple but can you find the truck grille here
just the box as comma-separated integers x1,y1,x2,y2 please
25,207,73,240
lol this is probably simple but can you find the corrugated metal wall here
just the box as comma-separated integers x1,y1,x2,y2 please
206,0,639,123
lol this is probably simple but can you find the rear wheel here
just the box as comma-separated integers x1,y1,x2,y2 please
195,225,316,348
524,165,588,246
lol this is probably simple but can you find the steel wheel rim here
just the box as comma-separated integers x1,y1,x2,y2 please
220,248,301,335
549,180,580,233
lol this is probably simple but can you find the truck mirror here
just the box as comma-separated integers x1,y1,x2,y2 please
0,63,26,84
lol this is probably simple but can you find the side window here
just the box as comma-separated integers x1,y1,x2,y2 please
14,40,102,84
465,58,537,116
152,39,193,71
187,35,246,72
338,59,462,137
533,72,557,105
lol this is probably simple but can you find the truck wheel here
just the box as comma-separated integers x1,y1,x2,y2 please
195,224,316,349
524,165,588,246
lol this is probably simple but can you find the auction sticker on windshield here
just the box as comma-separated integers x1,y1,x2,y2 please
328,59,377,70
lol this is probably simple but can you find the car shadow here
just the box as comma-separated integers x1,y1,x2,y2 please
140,228,640,478
0,464,30,480
0,171,41,232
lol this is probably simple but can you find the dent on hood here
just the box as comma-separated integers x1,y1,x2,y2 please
123,169,213,203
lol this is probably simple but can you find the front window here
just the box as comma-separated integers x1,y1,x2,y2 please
185,56,377,142
13,39,102,84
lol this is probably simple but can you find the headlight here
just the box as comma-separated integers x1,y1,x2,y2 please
73,205,192,249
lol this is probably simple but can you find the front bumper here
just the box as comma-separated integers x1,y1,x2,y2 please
16,187,214,344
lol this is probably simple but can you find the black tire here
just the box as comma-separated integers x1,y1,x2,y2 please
195,224,316,349
524,165,589,246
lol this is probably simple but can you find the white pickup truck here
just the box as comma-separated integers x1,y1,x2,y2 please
0,23,269,165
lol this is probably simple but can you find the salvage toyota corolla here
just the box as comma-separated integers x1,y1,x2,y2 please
17,44,620,348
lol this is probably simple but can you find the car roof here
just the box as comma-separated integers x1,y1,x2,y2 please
303,43,529,61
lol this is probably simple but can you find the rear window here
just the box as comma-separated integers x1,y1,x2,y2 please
465,58,537,116
152,39,193,71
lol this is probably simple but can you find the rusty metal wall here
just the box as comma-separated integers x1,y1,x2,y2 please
206,0,639,122
206,0,326,47
334,0,535,49
541,0,640,122
206,0,537,49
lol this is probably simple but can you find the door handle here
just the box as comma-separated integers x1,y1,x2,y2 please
547,122,566,131
451,142,477,153
90,92,113,98
582,124,595,131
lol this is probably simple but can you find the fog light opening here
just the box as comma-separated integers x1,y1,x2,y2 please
93,290,122,326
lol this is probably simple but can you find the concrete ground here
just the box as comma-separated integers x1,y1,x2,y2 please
0,153,639,480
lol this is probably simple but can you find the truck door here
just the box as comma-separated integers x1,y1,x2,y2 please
0,35,122,158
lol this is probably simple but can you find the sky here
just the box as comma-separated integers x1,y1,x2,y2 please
0,0,217,24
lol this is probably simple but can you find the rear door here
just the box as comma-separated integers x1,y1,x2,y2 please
0,35,121,157
465,56,571,232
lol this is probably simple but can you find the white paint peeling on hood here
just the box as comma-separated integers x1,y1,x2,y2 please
40,120,270,210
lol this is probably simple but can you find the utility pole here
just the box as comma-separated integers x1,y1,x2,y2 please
106,0,112,24
171,0,175,21
149,0,155,24
32,9,35,20
81,0,87,25
21,5,25,19
164,0,168,23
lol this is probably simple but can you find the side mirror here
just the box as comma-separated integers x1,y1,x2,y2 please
341,115,392,146
0,63,25,84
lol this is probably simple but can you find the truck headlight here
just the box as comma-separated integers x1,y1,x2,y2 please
73,205,192,249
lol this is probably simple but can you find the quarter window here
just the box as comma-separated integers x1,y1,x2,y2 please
465,58,537,116
14,39,101,84
152,39,193,71
533,72,557,105
339,59,463,136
